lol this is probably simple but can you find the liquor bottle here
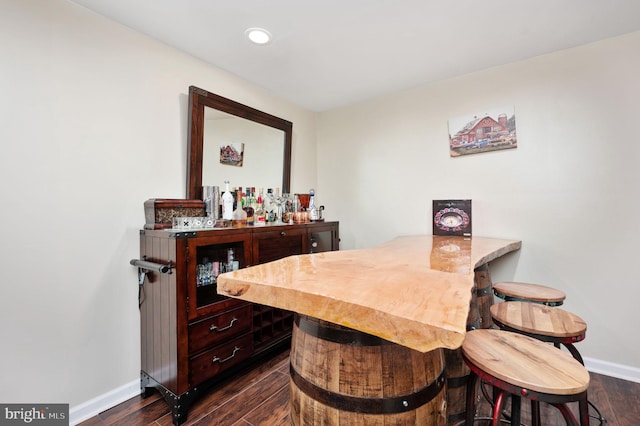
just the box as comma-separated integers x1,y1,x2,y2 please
202,186,219,219
203,257,212,286
254,188,266,225
232,190,247,226
265,188,274,222
250,187,257,208
244,187,250,207
227,248,238,271
293,194,301,213
274,187,281,222
243,187,255,226
309,188,319,221
256,191,261,208
221,180,234,220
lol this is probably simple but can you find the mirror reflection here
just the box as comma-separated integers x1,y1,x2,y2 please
187,86,292,200
203,107,284,191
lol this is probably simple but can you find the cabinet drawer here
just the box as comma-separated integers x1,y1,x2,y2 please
253,227,307,263
189,333,253,385
189,305,252,354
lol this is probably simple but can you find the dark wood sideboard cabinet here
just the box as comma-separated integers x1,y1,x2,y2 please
137,221,339,425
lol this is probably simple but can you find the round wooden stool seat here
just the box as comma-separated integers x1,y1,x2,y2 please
490,301,587,363
493,281,566,306
462,329,590,426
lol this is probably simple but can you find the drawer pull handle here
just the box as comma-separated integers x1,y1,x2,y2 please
280,231,287,237
212,346,240,364
210,317,237,332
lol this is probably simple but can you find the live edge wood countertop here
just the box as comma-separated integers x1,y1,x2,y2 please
218,235,521,353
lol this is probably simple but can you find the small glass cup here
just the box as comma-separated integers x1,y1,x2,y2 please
173,216,192,229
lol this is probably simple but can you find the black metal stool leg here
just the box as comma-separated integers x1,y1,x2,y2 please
510,394,521,426
588,400,605,425
531,400,541,426
564,342,585,365
560,344,603,425
580,394,591,426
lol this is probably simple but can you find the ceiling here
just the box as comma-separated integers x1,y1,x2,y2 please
69,0,640,112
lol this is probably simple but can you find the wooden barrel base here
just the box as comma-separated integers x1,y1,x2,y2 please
444,348,469,425
290,314,447,425
474,264,494,329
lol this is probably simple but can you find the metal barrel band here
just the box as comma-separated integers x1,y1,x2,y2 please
295,314,393,346
447,374,469,389
467,317,481,330
290,363,446,415
476,286,493,297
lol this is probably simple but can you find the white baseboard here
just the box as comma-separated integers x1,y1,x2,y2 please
69,379,141,425
584,356,640,384
67,358,639,424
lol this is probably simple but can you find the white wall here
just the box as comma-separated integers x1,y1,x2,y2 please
0,0,317,420
318,31,640,374
2,0,639,422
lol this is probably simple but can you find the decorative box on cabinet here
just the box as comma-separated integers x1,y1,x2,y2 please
138,221,339,425
143,198,205,230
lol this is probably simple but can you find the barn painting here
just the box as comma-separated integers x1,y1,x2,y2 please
219,142,244,167
448,106,517,157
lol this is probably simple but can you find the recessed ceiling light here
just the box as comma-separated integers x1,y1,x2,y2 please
245,27,272,45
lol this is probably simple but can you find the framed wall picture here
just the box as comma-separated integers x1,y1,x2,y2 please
448,106,517,157
219,142,244,167
432,199,472,236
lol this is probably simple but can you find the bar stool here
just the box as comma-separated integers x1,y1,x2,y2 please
493,281,566,306
462,329,590,426
491,301,605,424
490,301,586,363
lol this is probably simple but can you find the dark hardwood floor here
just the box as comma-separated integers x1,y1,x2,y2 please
79,348,640,426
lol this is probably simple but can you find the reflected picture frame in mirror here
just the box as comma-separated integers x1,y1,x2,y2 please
186,86,292,200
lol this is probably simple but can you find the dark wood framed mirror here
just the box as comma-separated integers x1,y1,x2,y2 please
187,86,292,200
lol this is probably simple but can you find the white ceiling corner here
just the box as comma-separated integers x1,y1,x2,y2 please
68,0,640,111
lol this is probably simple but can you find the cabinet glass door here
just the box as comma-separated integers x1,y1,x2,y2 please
187,231,252,321
309,222,340,253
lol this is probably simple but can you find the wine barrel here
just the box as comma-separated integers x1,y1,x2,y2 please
474,264,494,329
444,272,481,424
290,315,447,425
467,273,481,331
444,348,469,425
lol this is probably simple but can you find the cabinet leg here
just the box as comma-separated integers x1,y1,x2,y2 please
140,387,153,398
139,371,194,426
165,388,197,426
140,372,153,398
